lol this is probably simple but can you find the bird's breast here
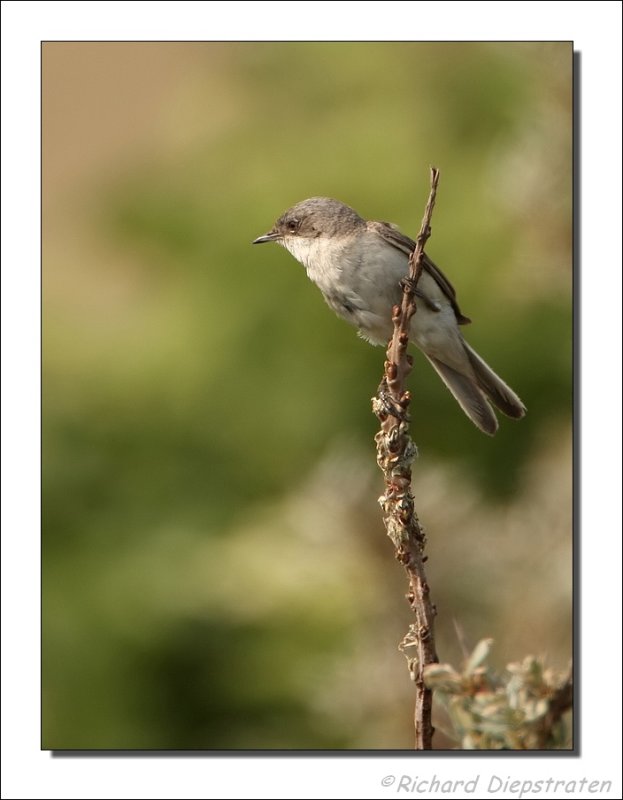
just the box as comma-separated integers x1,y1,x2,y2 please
281,231,461,351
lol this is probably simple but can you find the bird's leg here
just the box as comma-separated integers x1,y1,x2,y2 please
399,278,441,313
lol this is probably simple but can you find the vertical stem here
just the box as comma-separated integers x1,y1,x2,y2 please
372,168,440,749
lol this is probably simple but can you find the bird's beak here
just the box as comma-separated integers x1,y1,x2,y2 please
252,230,281,245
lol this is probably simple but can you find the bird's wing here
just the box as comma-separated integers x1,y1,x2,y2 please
368,220,471,325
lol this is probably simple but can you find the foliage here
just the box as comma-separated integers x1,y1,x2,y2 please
425,640,572,749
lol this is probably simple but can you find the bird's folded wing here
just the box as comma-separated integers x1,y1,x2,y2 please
368,220,471,325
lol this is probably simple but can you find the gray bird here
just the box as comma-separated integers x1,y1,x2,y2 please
253,197,526,435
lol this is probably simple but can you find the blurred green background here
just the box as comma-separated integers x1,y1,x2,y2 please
42,42,572,749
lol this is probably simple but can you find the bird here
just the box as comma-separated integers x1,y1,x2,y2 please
253,197,526,435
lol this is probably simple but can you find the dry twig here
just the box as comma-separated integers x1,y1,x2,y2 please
372,168,440,749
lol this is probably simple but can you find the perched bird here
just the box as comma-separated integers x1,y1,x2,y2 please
253,197,525,435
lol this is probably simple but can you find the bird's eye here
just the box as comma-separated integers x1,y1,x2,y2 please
286,218,299,232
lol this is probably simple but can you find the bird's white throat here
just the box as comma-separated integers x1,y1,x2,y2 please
280,234,362,286
280,236,321,270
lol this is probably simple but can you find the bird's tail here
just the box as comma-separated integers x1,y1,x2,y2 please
425,344,526,436
462,341,526,420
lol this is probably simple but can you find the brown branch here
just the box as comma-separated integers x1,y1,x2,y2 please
372,168,440,750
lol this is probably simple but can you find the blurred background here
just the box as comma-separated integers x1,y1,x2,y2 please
42,42,572,749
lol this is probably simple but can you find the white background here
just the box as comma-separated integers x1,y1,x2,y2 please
1,2,621,798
